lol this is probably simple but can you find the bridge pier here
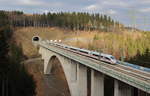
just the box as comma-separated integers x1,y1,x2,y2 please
64,60,88,96
77,64,87,96
39,47,52,74
137,89,150,96
114,80,133,96
64,59,79,96
91,70,104,96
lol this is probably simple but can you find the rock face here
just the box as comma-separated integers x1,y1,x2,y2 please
24,58,70,96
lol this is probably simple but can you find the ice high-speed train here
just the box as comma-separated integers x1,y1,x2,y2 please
32,36,150,72
52,43,118,64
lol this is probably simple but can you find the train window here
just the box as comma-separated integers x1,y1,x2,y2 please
110,56,115,59
105,57,110,60
80,50,88,54
93,54,99,57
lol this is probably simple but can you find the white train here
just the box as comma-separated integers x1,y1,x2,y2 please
91,51,117,64
53,42,118,64
32,36,117,64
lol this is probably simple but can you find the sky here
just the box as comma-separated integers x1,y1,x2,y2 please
0,0,150,31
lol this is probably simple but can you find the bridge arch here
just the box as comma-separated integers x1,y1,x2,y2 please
46,54,71,96
40,47,88,96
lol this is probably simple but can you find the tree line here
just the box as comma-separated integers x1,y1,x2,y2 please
127,49,150,68
7,11,122,31
0,10,36,96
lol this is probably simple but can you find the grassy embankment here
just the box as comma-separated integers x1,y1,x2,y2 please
65,30,150,67
14,27,72,57
14,27,150,60
66,31,150,59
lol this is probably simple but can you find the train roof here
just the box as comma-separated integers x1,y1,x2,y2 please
101,53,114,58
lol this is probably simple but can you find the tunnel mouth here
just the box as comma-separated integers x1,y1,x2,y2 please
47,56,71,96
32,36,41,42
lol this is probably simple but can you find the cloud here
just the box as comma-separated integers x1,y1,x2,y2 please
50,2,64,7
139,8,150,12
107,9,117,15
18,0,45,6
85,4,100,10
43,10,49,14
102,0,129,7
141,0,150,4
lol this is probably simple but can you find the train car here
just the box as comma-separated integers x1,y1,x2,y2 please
70,46,80,51
69,46,91,54
53,43,117,64
67,45,117,64
101,54,117,64
91,51,117,64
78,48,91,54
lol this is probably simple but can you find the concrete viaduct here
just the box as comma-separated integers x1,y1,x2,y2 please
32,37,150,96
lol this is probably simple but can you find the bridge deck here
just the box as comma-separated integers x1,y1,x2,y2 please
38,42,150,94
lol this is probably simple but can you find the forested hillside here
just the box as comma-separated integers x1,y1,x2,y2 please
1,10,150,67
7,11,121,31
0,10,36,96
127,49,150,67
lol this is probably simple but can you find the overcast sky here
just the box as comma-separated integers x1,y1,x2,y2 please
0,0,150,30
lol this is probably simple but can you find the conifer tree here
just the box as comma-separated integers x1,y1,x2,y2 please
0,10,11,96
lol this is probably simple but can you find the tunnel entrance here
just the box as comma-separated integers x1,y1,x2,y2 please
45,56,71,96
32,36,40,42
